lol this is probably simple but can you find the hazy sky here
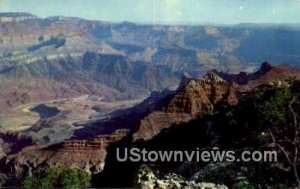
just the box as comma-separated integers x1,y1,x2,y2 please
0,0,300,24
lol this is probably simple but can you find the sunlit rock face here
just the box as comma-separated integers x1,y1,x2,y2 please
133,72,239,142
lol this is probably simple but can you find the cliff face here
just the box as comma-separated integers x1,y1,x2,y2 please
165,73,238,114
2,129,129,177
133,73,239,141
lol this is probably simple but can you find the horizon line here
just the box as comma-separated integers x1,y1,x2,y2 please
1,11,300,26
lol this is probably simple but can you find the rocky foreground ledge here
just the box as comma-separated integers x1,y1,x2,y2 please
137,165,228,189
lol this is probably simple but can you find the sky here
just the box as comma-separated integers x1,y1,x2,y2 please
0,0,300,24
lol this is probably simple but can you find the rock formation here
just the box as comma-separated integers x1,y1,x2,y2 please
2,129,129,177
0,63,299,183
133,73,239,141
214,62,300,92
136,165,228,189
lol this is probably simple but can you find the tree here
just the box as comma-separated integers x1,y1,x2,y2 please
260,79,300,188
269,96,300,188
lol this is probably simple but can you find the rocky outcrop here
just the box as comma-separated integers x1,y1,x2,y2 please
214,62,300,92
213,62,273,85
133,73,239,141
136,165,228,189
240,63,300,91
2,129,129,177
165,73,238,114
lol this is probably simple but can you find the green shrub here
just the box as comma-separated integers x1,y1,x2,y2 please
23,167,91,189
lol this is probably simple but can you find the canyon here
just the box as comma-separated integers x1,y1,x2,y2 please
0,12,300,188
1,13,300,112
0,62,299,186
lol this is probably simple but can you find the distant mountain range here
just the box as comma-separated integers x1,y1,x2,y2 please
0,13,300,110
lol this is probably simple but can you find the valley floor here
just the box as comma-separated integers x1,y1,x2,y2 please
0,95,143,145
